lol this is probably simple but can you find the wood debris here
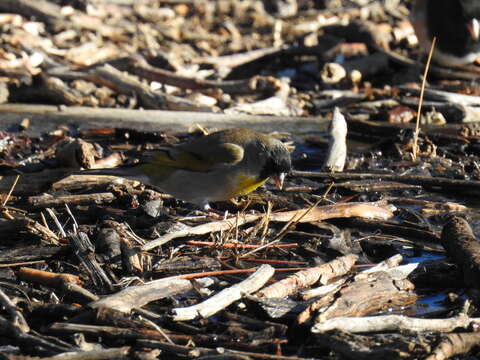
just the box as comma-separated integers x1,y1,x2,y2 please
1,0,480,359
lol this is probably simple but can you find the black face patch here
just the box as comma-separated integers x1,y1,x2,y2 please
427,0,480,57
259,144,292,180
460,0,480,20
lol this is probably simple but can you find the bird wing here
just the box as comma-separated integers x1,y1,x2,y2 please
141,142,245,173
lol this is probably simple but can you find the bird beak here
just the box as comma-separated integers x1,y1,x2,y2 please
273,173,286,190
467,18,480,40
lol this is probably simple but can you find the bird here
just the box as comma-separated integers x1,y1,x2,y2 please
411,0,480,66
77,128,292,210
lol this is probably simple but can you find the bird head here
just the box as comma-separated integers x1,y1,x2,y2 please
261,140,292,190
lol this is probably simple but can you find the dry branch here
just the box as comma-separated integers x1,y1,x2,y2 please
18,267,82,288
441,216,480,289
312,314,480,334
0,1,477,358
7,216,61,244
18,268,98,304
52,174,139,192
142,213,260,251
171,264,275,321
426,333,480,360
143,202,394,251
0,288,29,334
130,55,281,95
300,278,347,301
293,171,480,193
68,232,114,292
400,87,480,106
90,277,214,313
256,254,357,299
311,262,418,324
0,0,62,25
137,339,316,360
316,280,416,323
268,202,394,223
28,193,116,208
87,64,210,112
0,104,329,136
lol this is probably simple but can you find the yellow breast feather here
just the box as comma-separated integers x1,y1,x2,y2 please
229,174,268,198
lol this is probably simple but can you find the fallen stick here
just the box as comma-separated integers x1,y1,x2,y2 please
137,339,317,360
184,240,298,249
0,103,329,136
426,333,480,360
256,254,358,299
28,192,116,208
130,55,281,95
171,264,275,321
312,314,480,334
0,288,29,333
18,267,82,287
441,216,480,289
142,202,394,251
0,0,63,25
90,277,214,313
293,170,480,193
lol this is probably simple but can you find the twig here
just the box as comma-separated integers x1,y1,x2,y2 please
312,314,480,334
90,277,214,312
184,240,297,249
292,170,480,192
256,254,358,299
171,264,275,321
412,37,436,161
2,175,19,207
0,287,29,333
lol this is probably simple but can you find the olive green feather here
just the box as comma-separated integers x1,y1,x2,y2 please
139,142,244,180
